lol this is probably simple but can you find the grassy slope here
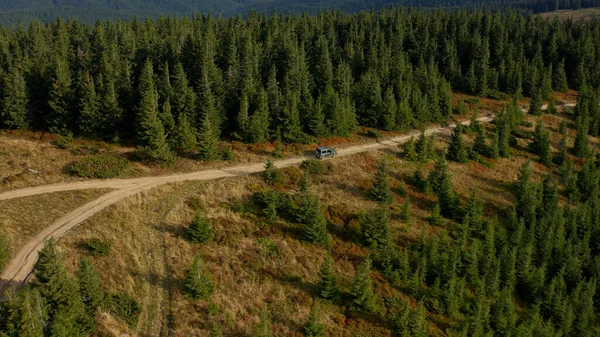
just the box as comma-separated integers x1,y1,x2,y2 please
0,189,110,257
0,91,577,193
53,107,584,336
538,7,600,20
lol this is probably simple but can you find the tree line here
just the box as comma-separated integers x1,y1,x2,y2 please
0,8,598,161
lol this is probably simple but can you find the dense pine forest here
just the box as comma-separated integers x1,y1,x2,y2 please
2,7,600,337
0,8,599,163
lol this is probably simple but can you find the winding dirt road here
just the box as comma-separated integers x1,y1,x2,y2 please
0,113,502,294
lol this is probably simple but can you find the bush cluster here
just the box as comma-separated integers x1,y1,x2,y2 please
69,153,129,178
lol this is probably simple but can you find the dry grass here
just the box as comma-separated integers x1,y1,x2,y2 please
3,91,576,192
0,189,110,256
539,8,600,21
52,110,591,336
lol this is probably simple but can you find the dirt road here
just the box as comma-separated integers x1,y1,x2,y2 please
0,114,497,294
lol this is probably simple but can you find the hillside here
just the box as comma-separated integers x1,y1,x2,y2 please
7,100,599,336
1,0,600,25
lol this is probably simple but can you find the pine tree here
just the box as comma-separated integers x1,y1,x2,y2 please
401,196,412,223
252,310,274,337
317,253,339,301
5,288,47,337
471,124,488,157
304,302,326,337
1,64,28,129
554,128,568,166
197,113,220,161
172,111,197,151
497,116,511,158
35,239,90,335
77,258,103,312
369,160,393,204
159,98,175,137
349,256,377,314
185,254,214,300
301,195,329,247
438,172,458,219
429,203,443,226
382,86,397,130
465,189,484,232
99,76,122,140
186,214,214,243
529,121,552,166
135,60,172,163
360,208,391,249
48,55,73,134
77,71,102,137
249,89,270,143
489,131,500,159
402,137,418,161
447,127,469,163
553,59,569,92
573,117,591,158
528,87,543,115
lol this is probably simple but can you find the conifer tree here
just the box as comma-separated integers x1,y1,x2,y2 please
529,87,543,115
35,239,90,335
553,59,569,92
186,214,214,243
401,196,412,223
1,64,28,129
172,111,197,151
304,302,326,337
554,128,568,166
489,131,500,159
236,92,250,141
301,196,329,247
360,208,391,249
317,253,339,301
249,89,270,143
497,116,511,158
197,113,220,161
573,117,591,158
78,71,101,137
382,86,397,130
429,203,443,226
402,137,418,161
135,60,172,163
465,189,484,232
529,121,552,166
369,160,393,204
99,76,122,139
48,55,73,134
185,254,214,300
4,288,47,337
349,256,377,314
438,172,458,219
447,127,469,163
471,124,488,157
77,258,103,313
159,98,175,137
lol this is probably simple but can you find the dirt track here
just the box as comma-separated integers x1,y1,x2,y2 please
0,114,500,294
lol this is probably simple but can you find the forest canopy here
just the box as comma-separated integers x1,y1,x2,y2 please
0,8,599,159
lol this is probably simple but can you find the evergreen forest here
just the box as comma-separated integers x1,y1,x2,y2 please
0,8,599,162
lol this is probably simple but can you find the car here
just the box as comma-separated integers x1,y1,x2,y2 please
315,146,337,160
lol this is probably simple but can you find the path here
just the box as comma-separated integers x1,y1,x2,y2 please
0,111,533,294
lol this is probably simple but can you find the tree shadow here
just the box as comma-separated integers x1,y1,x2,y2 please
154,223,186,239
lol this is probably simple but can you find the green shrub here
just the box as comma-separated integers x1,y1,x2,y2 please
81,238,112,256
301,159,328,175
367,129,382,140
186,215,214,243
106,293,140,328
69,153,129,178
54,132,74,149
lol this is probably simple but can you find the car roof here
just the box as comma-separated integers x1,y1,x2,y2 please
316,146,332,151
